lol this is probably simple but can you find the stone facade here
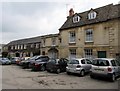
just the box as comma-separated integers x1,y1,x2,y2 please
2,4,120,59
59,4,120,59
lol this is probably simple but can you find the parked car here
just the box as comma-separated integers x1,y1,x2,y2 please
31,56,49,71
90,58,120,82
19,57,30,66
0,58,11,65
20,56,41,68
66,58,92,76
46,58,68,74
15,57,24,65
10,57,20,64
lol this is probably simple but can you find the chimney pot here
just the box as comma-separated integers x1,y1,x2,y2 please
69,8,74,16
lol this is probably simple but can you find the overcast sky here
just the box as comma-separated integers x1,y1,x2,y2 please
1,0,120,44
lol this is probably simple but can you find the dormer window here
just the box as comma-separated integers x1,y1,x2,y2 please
88,11,97,20
73,15,80,23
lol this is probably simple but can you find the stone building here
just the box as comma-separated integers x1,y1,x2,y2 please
59,4,120,59
40,34,59,58
3,3,120,59
6,36,41,57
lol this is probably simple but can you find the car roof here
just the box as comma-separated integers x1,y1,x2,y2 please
93,58,116,61
70,58,88,61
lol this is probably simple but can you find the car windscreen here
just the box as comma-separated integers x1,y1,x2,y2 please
49,59,59,63
92,59,110,66
30,56,37,60
68,60,79,64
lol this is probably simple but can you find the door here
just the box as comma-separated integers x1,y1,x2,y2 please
115,60,120,76
97,51,106,58
86,59,92,71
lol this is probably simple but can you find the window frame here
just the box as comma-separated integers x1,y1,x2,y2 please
88,11,97,20
73,15,80,23
24,44,27,49
52,37,56,46
85,29,93,42
84,49,93,59
69,31,76,43
36,43,39,48
69,49,76,59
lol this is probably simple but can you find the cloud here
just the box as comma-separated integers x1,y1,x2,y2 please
2,2,67,43
1,0,120,44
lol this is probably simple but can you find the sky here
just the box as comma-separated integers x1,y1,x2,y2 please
1,0,120,44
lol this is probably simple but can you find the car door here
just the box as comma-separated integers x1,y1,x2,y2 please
86,59,92,71
115,60,120,76
81,59,87,72
67,59,79,72
111,60,119,76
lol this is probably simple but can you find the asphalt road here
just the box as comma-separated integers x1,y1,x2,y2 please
2,65,119,89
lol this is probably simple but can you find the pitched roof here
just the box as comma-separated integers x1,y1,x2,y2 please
7,36,41,46
40,33,59,38
59,4,120,31
7,33,59,46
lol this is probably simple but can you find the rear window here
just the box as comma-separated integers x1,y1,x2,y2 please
92,59,110,66
68,60,79,64
49,59,59,63
111,60,117,66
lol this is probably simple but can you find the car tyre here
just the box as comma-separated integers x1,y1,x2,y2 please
67,72,71,75
56,68,60,74
110,74,116,82
80,70,85,77
90,73,95,79
41,66,45,71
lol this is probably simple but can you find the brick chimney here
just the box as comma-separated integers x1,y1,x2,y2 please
69,8,74,16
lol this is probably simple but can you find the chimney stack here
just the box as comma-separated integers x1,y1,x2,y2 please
69,8,74,16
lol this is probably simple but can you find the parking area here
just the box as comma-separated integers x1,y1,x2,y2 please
2,65,119,89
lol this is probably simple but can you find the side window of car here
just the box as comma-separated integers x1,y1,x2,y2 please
111,60,117,66
86,59,92,64
59,59,63,64
115,60,120,66
81,59,86,64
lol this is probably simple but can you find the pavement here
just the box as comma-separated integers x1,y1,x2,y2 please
2,65,119,89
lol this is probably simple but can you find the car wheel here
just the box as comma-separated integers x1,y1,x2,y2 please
110,74,116,82
28,63,31,68
90,73,94,79
67,72,71,75
80,70,85,77
56,69,60,74
41,66,45,71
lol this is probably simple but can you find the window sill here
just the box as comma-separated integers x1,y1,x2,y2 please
85,41,93,43
69,42,76,45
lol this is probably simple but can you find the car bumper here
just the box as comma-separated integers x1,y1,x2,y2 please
32,65,41,71
90,72,114,79
66,67,82,74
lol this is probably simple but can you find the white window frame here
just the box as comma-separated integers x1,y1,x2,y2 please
73,15,80,23
18,45,20,49
36,43,39,48
24,44,27,49
85,29,93,42
88,11,97,20
31,44,34,48
42,39,46,47
21,45,23,49
52,37,56,46
69,49,76,59
84,49,93,59
69,31,76,43
15,45,17,49
11,46,14,50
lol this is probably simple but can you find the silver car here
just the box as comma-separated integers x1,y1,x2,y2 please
90,58,120,82
66,58,92,76
0,58,11,65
